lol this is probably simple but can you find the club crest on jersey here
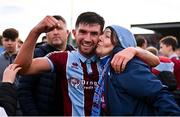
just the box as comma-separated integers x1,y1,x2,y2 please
68,78,82,89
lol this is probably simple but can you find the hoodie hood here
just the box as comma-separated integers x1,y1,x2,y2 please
108,25,137,49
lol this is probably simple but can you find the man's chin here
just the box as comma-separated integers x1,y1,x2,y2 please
79,49,95,57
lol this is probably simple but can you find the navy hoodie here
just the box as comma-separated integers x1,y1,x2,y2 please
104,25,180,116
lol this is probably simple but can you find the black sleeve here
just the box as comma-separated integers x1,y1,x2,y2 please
0,82,17,116
17,75,39,115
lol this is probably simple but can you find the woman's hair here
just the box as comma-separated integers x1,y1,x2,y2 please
105,27,123,56
106,27,122,47
105,25,137,56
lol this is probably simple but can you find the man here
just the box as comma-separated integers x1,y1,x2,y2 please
16,39,23,51
18,15,74,115
0,28,19,81
0,28,22,115
14,12,159,116
159,36,180,89
135,35,147,49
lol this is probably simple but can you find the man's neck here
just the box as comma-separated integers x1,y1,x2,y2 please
168,51,175,57
50,44,66,51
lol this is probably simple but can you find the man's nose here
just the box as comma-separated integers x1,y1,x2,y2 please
84,33,92,41
52,28,59,34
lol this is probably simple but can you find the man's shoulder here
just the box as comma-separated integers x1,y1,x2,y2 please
46,50,70,58
34,44,58,57
171,56,180,66
0,52,6,59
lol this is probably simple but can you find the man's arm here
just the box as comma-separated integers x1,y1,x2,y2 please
111,47,160,73
14,16,59,75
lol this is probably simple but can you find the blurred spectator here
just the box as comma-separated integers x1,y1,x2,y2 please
16,38,23,51
42,35,47,43
0,28,22,115
146,46,174,74
0,35,5,53
135,35,147,49
159,36,180,90
0,28,18,79
35,36,47,47
146,46,177,88
175,48,180,58
146,46,158,55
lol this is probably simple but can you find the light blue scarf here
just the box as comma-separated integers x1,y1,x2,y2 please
91,56,110,116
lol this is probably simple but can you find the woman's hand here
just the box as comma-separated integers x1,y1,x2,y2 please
111,47,136,73
2,64,21,84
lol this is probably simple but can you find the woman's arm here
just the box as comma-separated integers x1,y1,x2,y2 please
111,47,160,73
0,64,21,116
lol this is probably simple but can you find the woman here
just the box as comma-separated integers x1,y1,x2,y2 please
91,25,180,116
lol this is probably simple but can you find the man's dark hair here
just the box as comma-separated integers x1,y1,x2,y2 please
42,36,47,41
135,36,146,47
75,12,105,32
160,36,178,51
2,28,19,40
53,15,66,25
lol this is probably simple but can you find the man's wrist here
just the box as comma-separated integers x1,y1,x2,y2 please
30,28,41,38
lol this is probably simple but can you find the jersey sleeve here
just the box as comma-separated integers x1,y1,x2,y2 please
46,51,68,72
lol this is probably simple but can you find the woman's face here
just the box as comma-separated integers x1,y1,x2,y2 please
96,28,115,57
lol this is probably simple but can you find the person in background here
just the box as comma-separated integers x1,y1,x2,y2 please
0,28,22,115
159,36,180,90
175,48,180,58
0,35,5,53
18,15,74,116
146,46,180,106
14,12,159,116
92,25,180,116
42,35,47,43
135,35,147,49
0,64,21,116
0,28,19,81
35,35,48,48
16,38,23,51
146,46,174,75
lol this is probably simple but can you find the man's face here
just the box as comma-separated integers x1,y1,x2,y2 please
46,20,69,49
73,23,101,58
159,43,171,57
2,38,17,53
